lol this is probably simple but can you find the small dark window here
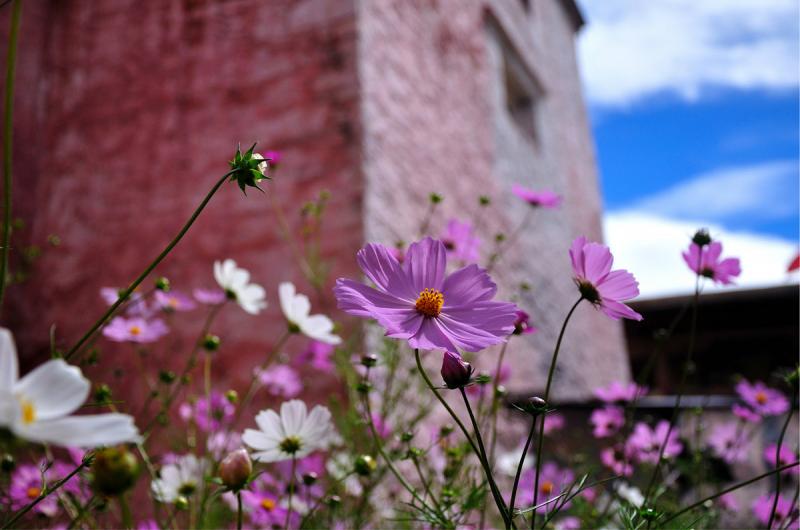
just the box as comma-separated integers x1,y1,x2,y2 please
503,51,542,144
519,0,530,12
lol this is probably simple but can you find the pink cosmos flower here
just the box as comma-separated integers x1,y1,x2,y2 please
513,310,537,335
334,237,518,352
590,406,625,438
193,287,226,305
293,340,335,371
102,316,168,343
371,413,392,438
512,184,562,209
764,443,799,477
517,462,575,513
555,516,581,530
207,431,242,460
154,290,196,312
570,236,643,321
736,379,789,416
10,461,85,517
179,391,235,433
706,422,748,463
262,150,282,168
256,365,303,398
100,287,152,317
600,444,635,477
732,403,762,423
594,380,647,403
543,412,566,435
441,219,481,263
628,420,683,464
753,494,799,529
241,488,289,528
682,241,741,284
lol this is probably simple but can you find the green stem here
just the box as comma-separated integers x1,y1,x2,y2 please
531,297,582,529
657,461,799,526
119,494,133,529
0,0,22,313
509,415,537,521
768,394,796,529
237,492,243,530
285,457,296,530
413,348,511,528
64,169,236,361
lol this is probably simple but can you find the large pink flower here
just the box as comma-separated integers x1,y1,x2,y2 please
334,237,518,352
569,236,642,321
682,241,741,284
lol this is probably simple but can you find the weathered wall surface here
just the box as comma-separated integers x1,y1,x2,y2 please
359,0,630,401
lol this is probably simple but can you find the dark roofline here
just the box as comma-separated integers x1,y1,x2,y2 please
630,283,799,312
559,0,585,32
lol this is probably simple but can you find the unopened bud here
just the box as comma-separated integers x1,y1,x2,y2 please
400,431,414,443
155,277,170,292
429,193,443,204
354,455,377,476
356,381,372,394
326,495,342,508
479,195,491,206
218,449,252,491
1,454,15,472
441,351,474,389
175,495,190,510
225,390,239,404
361,354,378,368
202,334,220,351
302,472,318,486
91,447,139,496
691,229,712,247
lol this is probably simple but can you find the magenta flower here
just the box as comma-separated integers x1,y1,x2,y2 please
753,494,798,529
682,241,741,284
193,287,226,305
736,379,789,416
441,351,474,389
100,287,152,317
764,443,799,477
512,184,562,209
262,150,282,168
513,310,537,335
441,219,481,263
628,420,683,464
543,412,566,435
334,237,518,352
732,403,762,423
370,412,392,438
256,365,303,398
154,290,196,312
594,380,646,403
590,406,625,438
706,422,748,464
241,488,288,528
569,237,643,321
600,445,634,477
718,492,739,513
102,316,168,343
179,391,235,433
293,340,335,371
517,462,575,513
10,461,85,516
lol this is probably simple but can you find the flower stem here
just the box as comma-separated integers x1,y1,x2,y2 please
285,456,296,530
657,461,799,526
119,494,133,529
509,415,537,521
531,297,582,530
0,0,22,313
768,391,797,529
413,349,512,528
236,491,243,530
64,169,236,361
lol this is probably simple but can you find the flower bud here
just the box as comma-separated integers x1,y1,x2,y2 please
159,370,176,384
429,193,443,204
441,351,473,389
155,277,170,292
202,334,220,352
356,381,372,394
302,472,318,486
175,495,190,510
517,396,548,416
229,143,270,193
1,454,15,472
513,310,536,335
361,354,378,367
354,455,377,476
479,195,491,206
225,390,239,404
400,431,414,443
91,447,139,496
326,495,342,508
218,449,252,491
691,229,712,247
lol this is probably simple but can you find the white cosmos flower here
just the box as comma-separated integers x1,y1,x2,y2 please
0,328,140,448
616,482,645,508
242,400,334,462
213,259,267,315
151,454,206,503
278,282,340,344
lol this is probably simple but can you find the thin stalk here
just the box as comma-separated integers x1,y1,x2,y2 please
459,387,512,530
509,415,537,520
414,349,512,529
285,456,297,530
119,494,133,529
234,331,291,423
768,395,796,529
64,169,236,360
658,461,799,526
643,272,701,503
487,209,533,272
0,0,22,312
488,340,510,462
3,457,92,529
236,492,243,530
531,297,582,529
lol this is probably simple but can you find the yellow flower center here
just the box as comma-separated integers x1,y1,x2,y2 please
755,391,768,405
21,399,36,425
129,325,142,336
26,486,40,499
540,481,554,495
168,298,179,308
260,498,276,511
415,288,444,317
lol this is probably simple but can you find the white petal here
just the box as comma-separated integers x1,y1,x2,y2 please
0,328,19,391
14,360,89,420
238,284,266,314
299,405,333,448
242,429,278,451
290,294,311,324
16,413,141,447
213,260,226,288
230,268,250,290
280,400,307,437
278,282,296,320
254,409,283,440
251,448,288,463
300,315,339,344
151,477,178,503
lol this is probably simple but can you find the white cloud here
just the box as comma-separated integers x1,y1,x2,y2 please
604,211,798,299
633,160,799,223
577,0,800,106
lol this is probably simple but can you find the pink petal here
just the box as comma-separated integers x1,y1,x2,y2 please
441,264,498,306
599,299,643,321
356,243,416,299
404,237,447,292
597,269,639,301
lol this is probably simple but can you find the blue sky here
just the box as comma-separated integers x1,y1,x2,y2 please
576,0,799,297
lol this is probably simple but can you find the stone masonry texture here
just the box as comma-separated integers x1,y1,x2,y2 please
1,0,629,416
